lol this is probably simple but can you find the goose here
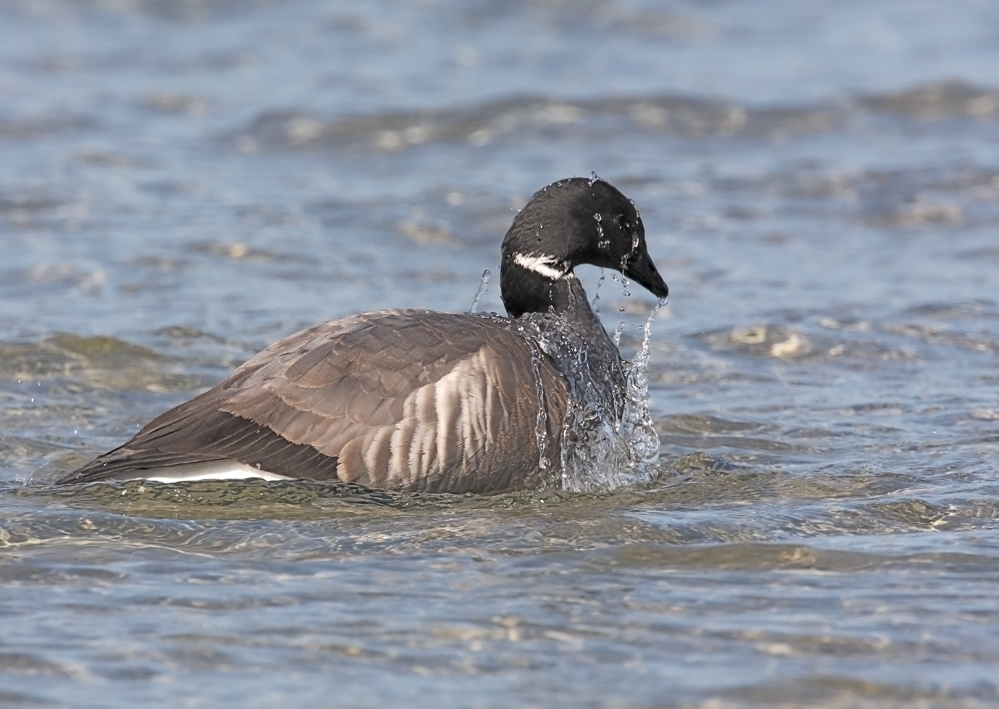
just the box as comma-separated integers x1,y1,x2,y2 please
56,177,668,494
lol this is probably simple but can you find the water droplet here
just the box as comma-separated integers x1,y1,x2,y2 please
588,171,600,186
612,319,626,346
593,213,602,222
470,269,491,313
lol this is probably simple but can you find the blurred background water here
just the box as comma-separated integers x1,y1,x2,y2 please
2,0,999,706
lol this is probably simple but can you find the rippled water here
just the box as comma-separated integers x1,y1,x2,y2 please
3,0,999,706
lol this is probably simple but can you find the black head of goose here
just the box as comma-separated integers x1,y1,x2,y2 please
57,177,668,494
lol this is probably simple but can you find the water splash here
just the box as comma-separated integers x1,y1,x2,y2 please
591,268,606,311
611,319,626,347
527,339,550,472
469,269,491,313
619,300,665,472
608,274,628,347
511,303,663,493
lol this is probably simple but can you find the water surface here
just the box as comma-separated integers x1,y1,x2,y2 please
2,0,999,706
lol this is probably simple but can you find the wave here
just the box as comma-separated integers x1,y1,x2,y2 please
232,79,999,153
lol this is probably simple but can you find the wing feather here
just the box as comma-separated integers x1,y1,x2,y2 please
60,310,569,493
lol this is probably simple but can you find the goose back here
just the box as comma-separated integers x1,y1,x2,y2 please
61,310,570,493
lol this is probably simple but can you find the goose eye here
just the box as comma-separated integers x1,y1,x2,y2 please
615,214,631,232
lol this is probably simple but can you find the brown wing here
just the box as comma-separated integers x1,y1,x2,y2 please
59,310,569,493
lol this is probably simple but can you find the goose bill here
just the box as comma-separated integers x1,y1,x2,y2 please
623,252,668,299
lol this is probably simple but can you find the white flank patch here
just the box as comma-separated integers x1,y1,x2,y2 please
140,461,293,483
513,252,567,280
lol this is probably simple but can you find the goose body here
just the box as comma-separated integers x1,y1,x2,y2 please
58,177,668,493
